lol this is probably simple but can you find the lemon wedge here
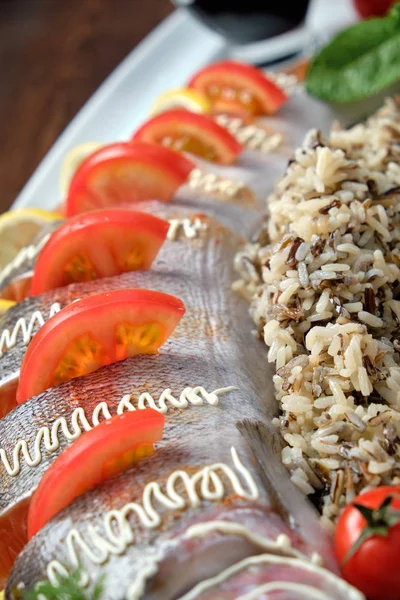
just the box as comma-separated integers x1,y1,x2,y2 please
151,88,212,115
60,141,103,199
0,298,16,316
0,208,62,271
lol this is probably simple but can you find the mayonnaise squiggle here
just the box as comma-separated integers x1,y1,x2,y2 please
183,520,322,565
46,447,259,587
126,560,161,600
215,115,283,154
0,233,51,287
188,168,248,199
0,302,61,358
177,554,365,600
237,582,337,600
167,217,208,242
0,386,235,477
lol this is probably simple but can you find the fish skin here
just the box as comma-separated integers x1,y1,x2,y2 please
237,419,333,557
3,206,341,599
173,190,264,238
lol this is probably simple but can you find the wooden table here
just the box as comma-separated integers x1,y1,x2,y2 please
0,0,173,214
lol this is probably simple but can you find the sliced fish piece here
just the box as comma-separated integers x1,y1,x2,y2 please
174,554,364,600
6,421,347,599
0,192,262,306
2,204,348,598
0,204,244,417
0,211,270,581
1,207,336,593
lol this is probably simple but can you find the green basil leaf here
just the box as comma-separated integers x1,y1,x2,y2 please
306,4,400,104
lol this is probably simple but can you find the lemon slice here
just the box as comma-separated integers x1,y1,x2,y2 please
151,88,212,115
0,298,16,316
60,141,103,199
0,208,63,271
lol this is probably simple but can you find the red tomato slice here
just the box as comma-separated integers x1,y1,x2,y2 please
17,289,185,403
188,60,288,117
131,109,242,165
65,142,195,217
28,408,165,538
30,209,169,296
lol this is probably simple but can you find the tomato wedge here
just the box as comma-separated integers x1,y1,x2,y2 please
28,408,164,538
17,289,185,403
132,109,242,165
188,60,288,117
65,142,195,217
30,209,169,296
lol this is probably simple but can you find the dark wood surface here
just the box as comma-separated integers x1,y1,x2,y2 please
0,0,173,214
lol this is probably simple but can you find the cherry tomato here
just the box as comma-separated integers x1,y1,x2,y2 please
17,289,185,403
353,0,395,18
335,486,400,600
65,142,195,216
28,408,164,538
188,60,288,117
132,109,242,165
30,209,169,295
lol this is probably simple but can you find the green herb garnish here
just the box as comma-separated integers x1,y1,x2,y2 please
306,4,400,103
22,570,103,600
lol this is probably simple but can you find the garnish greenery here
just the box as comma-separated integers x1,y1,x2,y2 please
306,4,400,103
21,570,103,600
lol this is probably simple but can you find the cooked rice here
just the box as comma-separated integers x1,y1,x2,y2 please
234,97,400,531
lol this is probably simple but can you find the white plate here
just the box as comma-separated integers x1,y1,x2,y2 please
12,1,356,211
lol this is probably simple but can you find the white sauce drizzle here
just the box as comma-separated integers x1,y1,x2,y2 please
46,446,259,587
184,521,322,565
0,386,235,477
177,554,365,600
126,561,160,600
0,233,51,287
167,217,208,241
0,302,61,358
236,582,336,600
188,168,248,199
215,115,283,154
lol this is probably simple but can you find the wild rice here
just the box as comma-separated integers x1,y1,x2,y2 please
235,97,400,530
